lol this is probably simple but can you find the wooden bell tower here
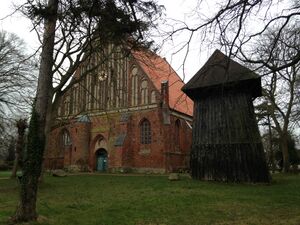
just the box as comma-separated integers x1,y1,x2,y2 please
182,50,270,182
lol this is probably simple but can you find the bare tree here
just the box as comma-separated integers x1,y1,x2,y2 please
252,26,300,172
0,30,35,176
161,0,299,76
11,0,163,222
0,31,36,120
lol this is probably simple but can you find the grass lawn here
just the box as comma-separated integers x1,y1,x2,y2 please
0,171,11,178
0,172,300,225
0,171,22,178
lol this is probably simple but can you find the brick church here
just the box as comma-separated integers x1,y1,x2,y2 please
45,45,193,173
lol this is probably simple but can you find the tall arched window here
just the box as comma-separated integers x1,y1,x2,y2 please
61,129,72,146
64,95,71,116
141,80,148,105
131,67,138,106
140,119,151,144
73,84,79,114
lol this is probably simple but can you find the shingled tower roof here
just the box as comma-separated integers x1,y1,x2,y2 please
182,49,261,99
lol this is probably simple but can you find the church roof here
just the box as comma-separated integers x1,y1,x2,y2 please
182,49,258,93
132,50,193,117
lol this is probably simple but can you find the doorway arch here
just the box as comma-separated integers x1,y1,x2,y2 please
95,148,108,172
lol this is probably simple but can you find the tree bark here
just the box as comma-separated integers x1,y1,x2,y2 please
12,0,58,222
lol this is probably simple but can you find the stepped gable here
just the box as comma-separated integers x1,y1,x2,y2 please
132,50,193,116
182,49,261,98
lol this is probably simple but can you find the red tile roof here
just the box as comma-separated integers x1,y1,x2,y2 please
132,50,193,117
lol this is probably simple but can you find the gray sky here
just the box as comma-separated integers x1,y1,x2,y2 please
0,0,294,81
0,0,214,82
1,0,299,137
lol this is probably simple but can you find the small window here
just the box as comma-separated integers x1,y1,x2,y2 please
140,119,151,144
62,130,72,146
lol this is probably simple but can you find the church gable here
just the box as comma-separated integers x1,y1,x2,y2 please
57,44,129,117
55,44,193,120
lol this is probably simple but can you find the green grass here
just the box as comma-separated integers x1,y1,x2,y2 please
0,171,22,178
0,173,300,225
0,171,12,178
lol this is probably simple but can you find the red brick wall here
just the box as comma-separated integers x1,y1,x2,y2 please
45,108,192,173
71,122,90,168
45,120,90,170
163,115,192,172
128,108,166,170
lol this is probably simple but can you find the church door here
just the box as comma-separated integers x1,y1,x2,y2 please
96,149,108,172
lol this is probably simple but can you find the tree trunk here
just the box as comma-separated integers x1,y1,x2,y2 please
39,90,55,182
281,133,290,173
267,116,276,173
12,0,58,222
270,142,276,174
11,119,28,179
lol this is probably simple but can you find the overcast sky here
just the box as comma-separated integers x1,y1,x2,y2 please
1,1,299,137
0,0,216,82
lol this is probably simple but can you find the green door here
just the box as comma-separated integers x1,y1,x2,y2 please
96,149,107,171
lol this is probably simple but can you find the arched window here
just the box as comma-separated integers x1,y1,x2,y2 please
73,84,79,114
151,91,156,103
141,80,148,105
140,119,151,144
64,95,71,116
131,67,138,106
175,119,180,147
62,129,72,146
